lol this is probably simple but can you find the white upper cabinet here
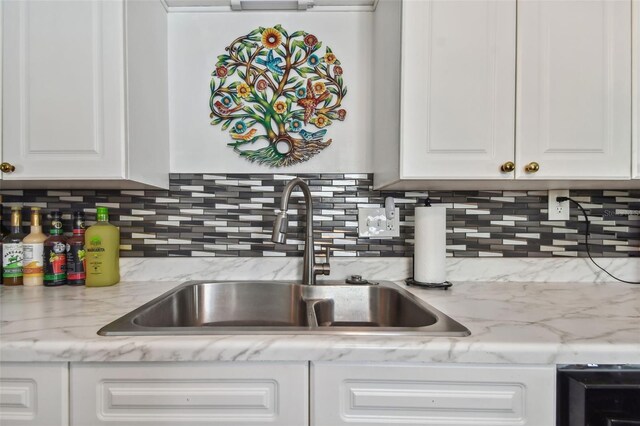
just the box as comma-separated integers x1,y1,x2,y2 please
2,0,169,188
374,0,517,187
374,0,634,189
634,0,640,179
400,0,517,181
3,1,123,181
516,0,631,180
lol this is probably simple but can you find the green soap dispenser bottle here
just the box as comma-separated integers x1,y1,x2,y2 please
85,207,120,287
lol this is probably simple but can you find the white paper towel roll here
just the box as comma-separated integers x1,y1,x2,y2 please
414,205,446,283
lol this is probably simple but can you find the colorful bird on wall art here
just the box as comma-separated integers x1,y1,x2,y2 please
297,79,330,124
255,50,284,76
230,129,258,141
213,100,244,116
209,24,348,167
299,129,327,142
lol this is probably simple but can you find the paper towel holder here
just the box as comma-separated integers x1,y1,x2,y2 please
406,196,452,289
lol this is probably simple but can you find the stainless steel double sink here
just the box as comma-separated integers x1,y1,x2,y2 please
98,280,470,336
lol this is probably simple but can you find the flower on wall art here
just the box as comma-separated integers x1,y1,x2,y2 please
209,24,348,167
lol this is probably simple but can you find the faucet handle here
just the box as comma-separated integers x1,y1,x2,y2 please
321,246,331,263
314,246,331,277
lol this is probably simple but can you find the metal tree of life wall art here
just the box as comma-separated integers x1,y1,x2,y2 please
209,25,348,167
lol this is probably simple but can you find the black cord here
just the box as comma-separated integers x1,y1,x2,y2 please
557,196,640,285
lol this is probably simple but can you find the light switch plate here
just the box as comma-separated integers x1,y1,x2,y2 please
358,207,400,238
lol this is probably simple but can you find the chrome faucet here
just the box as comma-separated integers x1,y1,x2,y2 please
272,178,330,285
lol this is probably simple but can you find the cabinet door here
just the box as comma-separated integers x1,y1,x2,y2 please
401,0,516,180
2,0,124,180
634,0,640,179
311,363,555,426
70,362,308,426
0,0,3,182
517,0,631,180
0,362,69,426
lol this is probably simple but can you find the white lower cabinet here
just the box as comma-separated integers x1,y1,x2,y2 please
311,363,556,426
70,362,309,426
0,362,69,426
0,361,556,426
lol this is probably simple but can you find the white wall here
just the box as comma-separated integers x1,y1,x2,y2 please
168,11,373,173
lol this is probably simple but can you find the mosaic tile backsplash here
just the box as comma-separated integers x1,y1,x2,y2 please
1,174,638,258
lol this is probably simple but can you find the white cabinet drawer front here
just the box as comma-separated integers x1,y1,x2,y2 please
102,379,276,413
0,362,69,426
71,362,308,425
0,379,36,420
345,380,524,417
312,363,555,426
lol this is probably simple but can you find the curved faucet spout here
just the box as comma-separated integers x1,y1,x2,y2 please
271,178,329,285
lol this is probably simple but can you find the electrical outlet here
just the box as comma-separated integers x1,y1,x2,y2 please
358,207,400,237
548,189,570,220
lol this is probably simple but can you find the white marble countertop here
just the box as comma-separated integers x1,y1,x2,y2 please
1,279,638,365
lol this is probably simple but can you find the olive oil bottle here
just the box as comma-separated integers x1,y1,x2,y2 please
85,207,120,287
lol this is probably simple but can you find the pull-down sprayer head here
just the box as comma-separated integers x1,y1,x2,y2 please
271,211,288,244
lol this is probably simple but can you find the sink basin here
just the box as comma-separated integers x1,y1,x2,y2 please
98,281,470,336
133,282,310,328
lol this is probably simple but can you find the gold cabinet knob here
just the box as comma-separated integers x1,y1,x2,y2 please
524,162,540,173
0,162,15,173
500,161,515,172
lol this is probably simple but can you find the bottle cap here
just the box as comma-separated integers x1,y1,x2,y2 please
49,211,63,235
96,206,109,221
30,207,42,226
73,210,86,232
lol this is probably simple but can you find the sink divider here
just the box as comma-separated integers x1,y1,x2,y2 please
303,298,334,328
